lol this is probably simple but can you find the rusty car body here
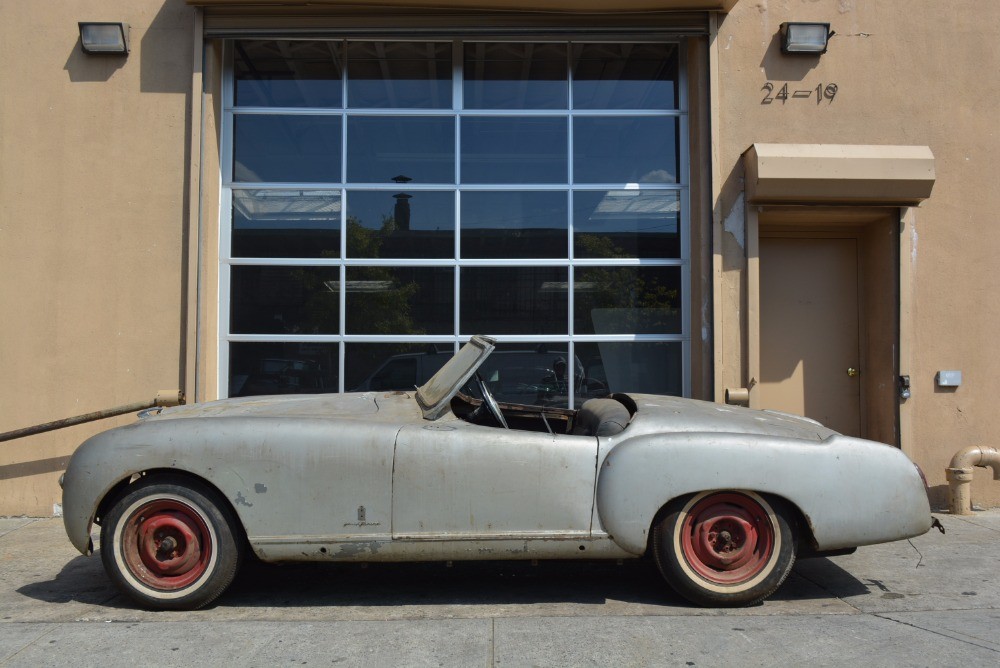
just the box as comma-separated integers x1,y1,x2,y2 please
61,335,933,610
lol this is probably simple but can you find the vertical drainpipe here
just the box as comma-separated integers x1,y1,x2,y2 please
709,11,726,404
185,7,205,404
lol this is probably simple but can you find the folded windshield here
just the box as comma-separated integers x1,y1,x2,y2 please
415,335,496,420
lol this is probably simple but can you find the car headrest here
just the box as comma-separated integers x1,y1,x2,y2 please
572,398,631,437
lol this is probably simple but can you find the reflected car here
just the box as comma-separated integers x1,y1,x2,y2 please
354,348,606,407
231,357,327,396
61,336,934,610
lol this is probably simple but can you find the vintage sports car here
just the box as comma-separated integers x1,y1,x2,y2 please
61,336,934,610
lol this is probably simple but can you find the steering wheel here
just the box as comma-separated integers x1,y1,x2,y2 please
476,373,508,429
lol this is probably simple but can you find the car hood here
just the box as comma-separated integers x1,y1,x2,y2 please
626,394,839,441
144,392,386,421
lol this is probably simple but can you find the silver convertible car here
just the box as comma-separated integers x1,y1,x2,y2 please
61,336,934,610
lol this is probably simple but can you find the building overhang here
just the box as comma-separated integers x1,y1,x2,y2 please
186,1,739,11
744,144,936,206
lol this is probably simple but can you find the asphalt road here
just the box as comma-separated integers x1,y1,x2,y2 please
1,511,998,666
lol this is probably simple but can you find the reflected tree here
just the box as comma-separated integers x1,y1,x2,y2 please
575,234,679,334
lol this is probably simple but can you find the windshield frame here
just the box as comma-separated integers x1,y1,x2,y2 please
415,335,496,420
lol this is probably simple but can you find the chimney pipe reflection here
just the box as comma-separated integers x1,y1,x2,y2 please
392,193,412,231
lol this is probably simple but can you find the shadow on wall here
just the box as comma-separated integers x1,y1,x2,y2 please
63,36,127,82
0,456,69,482
63,1,194,92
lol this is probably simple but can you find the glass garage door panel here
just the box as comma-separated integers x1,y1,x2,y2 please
464,42,568,110
230,342,339,397
347,41,453,109
232,190,342,259
224,39,689,400
460,267,569,335
347,116,455,184
235,40,344,108
574,266,682,335
346,190,455,259
572,43,679,110
230,266,340,335
346,342,453,392
234,115,342,183
575,342,683,398
461,117,568,184
345,266,454,335
573,117,678,184
461,191,568,259
573,190,680,259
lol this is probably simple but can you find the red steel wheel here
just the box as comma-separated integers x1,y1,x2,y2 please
679,492,774,585
120,499,213,590
101,476,242,610
653,491,797,607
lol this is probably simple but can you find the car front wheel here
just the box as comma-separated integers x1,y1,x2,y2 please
100,476,242,610
652,490,796,607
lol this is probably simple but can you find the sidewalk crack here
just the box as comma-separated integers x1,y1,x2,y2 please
0,624,57,665
793,568,863,613
875,613,1000,654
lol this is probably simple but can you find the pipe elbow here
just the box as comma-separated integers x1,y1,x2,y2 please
949,445,1000,480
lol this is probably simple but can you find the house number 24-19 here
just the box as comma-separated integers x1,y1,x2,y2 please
761,82,838,104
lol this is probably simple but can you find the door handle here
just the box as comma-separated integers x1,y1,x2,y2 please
847,367,859,378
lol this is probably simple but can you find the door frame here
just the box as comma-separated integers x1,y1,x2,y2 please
746,205,909,450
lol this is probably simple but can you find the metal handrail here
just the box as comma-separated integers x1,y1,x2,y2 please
0,390,184,443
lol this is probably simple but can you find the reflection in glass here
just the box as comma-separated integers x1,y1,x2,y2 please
234,115,342,183
472,342,586,409
573,190,680,259
232,190,341,258
575,341,682,397
347,116,455,183
347,42,452,109
230,342,339,397
347,190,454,258
230,266,340,334
234,40,343,108
463,43,567,109
460,267,568,335
572,43,678,110
346,342,453,391
462,117,568,184
573,117,677,184
461,191,567,259
345,267,453,335
574,266,681,335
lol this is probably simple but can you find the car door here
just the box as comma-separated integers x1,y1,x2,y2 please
391,420,598,540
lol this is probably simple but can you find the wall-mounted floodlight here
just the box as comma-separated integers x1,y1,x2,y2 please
79,22,130,55
780,22,832,55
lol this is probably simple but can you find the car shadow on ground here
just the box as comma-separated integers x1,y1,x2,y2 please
225,556,873,609
15,552,121,608
17,552,871,611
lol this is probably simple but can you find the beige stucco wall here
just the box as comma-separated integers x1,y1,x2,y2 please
0,0,197,515
713,0,1000,507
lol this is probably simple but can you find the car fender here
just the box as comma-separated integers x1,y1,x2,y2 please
62,417,399,556
595,431,932,555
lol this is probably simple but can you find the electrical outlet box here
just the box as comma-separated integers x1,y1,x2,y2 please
935,370,962,387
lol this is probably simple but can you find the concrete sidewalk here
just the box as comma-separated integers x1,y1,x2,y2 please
1,511,998,666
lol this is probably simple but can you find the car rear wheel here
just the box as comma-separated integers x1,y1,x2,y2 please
652,490,796,607
100,476,242,610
